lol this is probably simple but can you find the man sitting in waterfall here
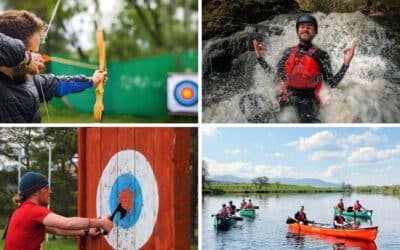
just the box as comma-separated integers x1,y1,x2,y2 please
252,14,357,123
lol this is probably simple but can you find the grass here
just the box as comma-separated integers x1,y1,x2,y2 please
203,182,343,194
39,105,197,123
0,229,76,250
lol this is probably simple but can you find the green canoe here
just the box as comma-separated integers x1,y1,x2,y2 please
214,216,236,230
334,207,373,219
239,208,256,218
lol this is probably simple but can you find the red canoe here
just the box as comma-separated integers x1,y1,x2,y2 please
288,223,378,241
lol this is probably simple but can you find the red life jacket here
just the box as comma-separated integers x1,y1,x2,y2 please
336,216,344,224
298,211,305,221
281,46,323,104
353,203,361,211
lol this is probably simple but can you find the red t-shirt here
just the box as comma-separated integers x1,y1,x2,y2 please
5,201,51,250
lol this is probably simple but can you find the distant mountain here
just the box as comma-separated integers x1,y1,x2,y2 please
208,175,251,183
208,175,340,188
269,178,341,188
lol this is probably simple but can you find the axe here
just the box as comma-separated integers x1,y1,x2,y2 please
103,203,127,235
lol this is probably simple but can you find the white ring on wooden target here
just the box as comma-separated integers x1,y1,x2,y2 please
96,149,159,249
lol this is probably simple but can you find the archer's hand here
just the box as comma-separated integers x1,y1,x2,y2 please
26,52,44,75
344,40,357,66
252,39,265,59
89,228,101,237
92,70,108,87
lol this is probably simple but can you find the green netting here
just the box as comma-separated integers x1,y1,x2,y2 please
50,50,198,117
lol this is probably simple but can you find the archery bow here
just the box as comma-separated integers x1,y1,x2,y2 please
38,0,62,122
93,0,106,122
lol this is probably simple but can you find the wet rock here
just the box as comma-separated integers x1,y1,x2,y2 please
203,0,299,40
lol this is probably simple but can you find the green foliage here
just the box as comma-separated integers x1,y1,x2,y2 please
2,0,197,61
0,229,76,249
203,182,342,194
0,128,78,227
40,105,197,123
355,185,400,196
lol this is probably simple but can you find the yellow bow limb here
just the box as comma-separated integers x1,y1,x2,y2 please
93,0,106,123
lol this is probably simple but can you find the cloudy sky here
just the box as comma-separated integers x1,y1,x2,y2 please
202,127,400,186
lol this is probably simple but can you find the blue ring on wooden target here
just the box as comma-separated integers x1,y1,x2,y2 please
109,173,143,229
174,81,198,106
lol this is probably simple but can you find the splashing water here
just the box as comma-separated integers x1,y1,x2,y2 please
203,12,400,123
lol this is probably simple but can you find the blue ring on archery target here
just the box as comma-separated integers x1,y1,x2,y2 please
109,173,143,229
174,81,198,106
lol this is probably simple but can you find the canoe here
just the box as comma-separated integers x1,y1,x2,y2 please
214,216,236,230
287,231,377,250
288,223,378,241
334,207,373,218
239,208,255,218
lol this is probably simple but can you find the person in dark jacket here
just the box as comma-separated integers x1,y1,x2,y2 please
252,14,356,122
0,10,107,123
0,32,43,74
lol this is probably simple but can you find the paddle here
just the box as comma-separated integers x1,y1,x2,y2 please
286,216,315,225
211,214,243,221
286,217,298,224
237,205,260,211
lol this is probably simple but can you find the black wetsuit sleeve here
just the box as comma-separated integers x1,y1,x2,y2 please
257,57,273,74
256,48,291,81
0,33,25,67
316,49,349,88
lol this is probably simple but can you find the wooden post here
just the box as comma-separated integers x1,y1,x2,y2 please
77,128,190,249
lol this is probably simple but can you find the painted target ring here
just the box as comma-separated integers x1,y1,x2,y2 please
174,80,198,106
96,150,159,249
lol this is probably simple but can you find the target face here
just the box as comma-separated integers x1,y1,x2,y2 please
96,150,159,249
174,81,198,106
167,74,198,114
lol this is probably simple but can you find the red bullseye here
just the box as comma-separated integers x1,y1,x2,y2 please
119,189,133,212
181,87,194,100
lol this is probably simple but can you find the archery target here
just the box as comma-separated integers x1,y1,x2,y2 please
167,73,198,114
96,150,159,249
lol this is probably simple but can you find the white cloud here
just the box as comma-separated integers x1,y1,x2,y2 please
347,145,400,163
202,127,221,137
273,152,284,158
225,149,247,155
342,131,380,146
324,164,345,177
298,130,334,151
206,158,296,179
309,150,347,161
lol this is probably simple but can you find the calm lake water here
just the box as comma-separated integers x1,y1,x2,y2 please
202,193,400,249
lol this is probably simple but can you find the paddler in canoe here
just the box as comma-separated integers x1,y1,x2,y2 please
336,198,345,211
334,209,351,228
217,203,229,218
353,200,367,212
228,201,237,215
240,199,247,209
294,205,309,225
244,199,254,209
